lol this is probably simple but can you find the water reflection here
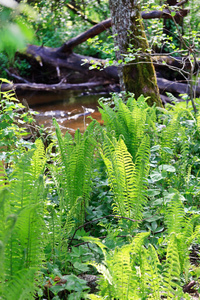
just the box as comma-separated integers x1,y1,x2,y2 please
21,92,107,134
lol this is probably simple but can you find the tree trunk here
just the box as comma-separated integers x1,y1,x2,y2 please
109,0,162,107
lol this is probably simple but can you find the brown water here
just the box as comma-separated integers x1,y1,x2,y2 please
19,91,108,134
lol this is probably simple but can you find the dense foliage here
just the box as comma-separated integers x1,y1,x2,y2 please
1,87,200,299
0,1,200,299
0,0,199,78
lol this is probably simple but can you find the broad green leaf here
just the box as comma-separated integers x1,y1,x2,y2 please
158,165,176,172
151,145,160,152
162,147,173,154
150,171,163,182
147,189,161,197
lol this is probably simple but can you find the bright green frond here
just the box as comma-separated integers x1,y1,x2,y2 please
142,245,162,300
163,233,181,298
107,243,137,299
5,268,36,300
165,192,185,236
30,139,46,180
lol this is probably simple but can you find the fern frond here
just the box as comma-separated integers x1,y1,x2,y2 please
163,233,181,298
160,114,179,163
176,215,200,272
131,231,150,267
132,135,150,220
52,119,96,225
0,146,46,298
9,151,33,210
165,192,185,236
30,139,46,181
88,262,113,285
86,233,150,300
60,196,81,248
141,245,162,300
186,224,200,246
129,105,147,161
0,161,8,187
101,135,150,226
101,137,137,220
5,268,36,300
107,243,137,299
99,97,151,163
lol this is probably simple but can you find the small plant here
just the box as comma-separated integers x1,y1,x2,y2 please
0,79,36,164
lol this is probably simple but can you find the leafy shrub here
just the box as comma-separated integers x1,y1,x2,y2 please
0,79,35,163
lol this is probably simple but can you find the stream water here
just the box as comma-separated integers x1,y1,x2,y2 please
18,91,109,134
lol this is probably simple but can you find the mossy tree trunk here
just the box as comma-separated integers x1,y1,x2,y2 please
109,0,162,107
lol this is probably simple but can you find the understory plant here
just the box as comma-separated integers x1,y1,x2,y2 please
0,79,36,163
86,191,200,300
1,91,200,299
0,139,46,299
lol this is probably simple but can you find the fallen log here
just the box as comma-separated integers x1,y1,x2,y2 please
4,3,196,103
2,77,199,99
23,44,198,85
0,80,116,92
11,2,191,86
157,77,200,96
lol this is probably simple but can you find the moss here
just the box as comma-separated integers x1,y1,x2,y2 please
122,4,163,107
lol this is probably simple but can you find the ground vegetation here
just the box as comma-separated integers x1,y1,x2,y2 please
1,85,200,299
1,1,200,299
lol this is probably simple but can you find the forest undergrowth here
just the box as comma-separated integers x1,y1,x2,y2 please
1,87,200,299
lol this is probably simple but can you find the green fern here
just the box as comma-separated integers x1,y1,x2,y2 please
0,161,8,187
106,244,137,299
52,118,96,226
141,245,162,300
30,139,46,180
99,94,155,162
164,192,200,271
86,232,150,300
164,192,185,236
101,134,150,225
0,140,47,299
5,268,36,300
163,233,182,299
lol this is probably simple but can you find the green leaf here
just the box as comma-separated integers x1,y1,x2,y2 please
158,165,176,172
73,262,89,272
162,147,173,154
151,221,157,232
147,189,161,197
64,275,89,292
151,145,160,152
50,285,65,294
150,171,163,182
